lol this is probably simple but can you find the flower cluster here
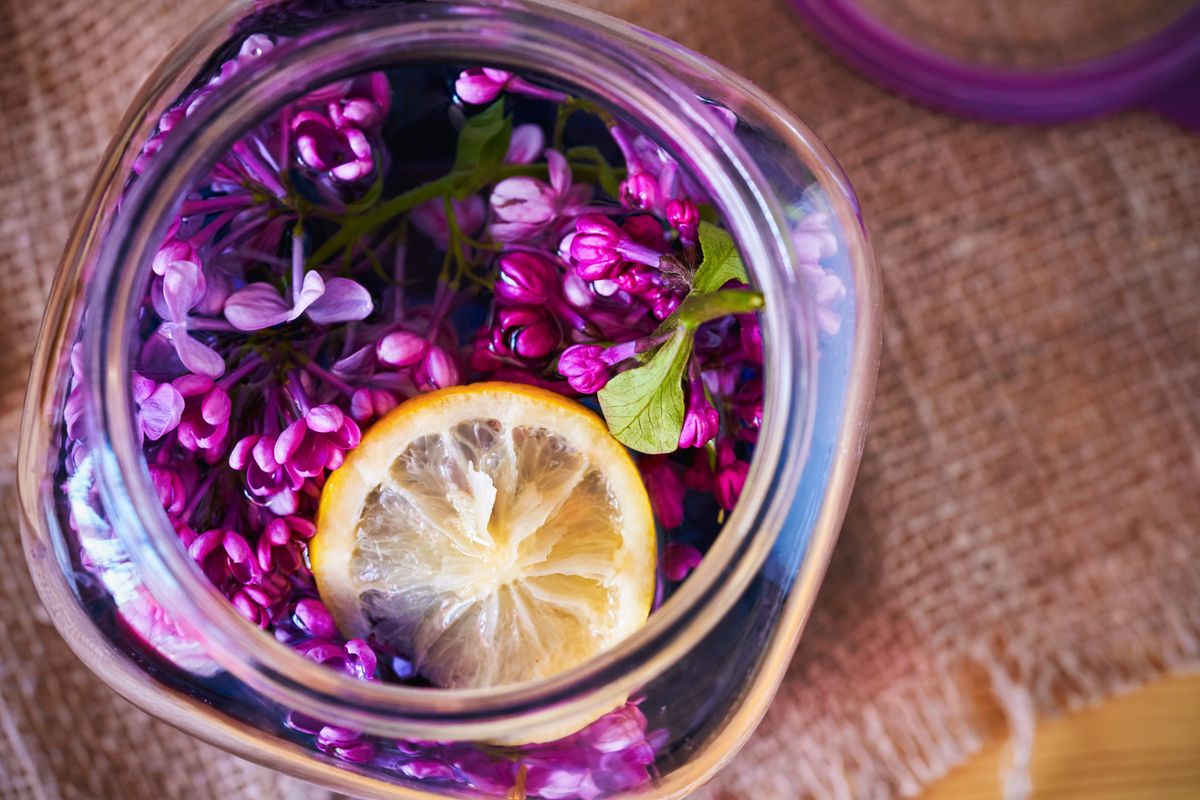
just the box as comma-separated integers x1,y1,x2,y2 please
60,45,845,798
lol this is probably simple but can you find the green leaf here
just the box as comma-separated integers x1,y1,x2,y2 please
598,327,693,454
692,222,749,293
453,100,513,174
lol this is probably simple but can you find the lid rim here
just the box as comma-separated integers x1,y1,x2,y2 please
791,0,1200,124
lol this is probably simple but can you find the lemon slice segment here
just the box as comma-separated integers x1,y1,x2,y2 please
311,382,656,690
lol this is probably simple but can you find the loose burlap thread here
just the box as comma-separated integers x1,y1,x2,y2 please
1,1,1198,798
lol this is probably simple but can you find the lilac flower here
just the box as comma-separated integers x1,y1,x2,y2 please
738,313,763,364
292,598,339,639
275,404,361,481
256,515,317,573
416,344,461,390
664,542,703,582
154,259,226,378
667,198,699,244
172,374,231,458
292,110,374,182
324,72,391,129
714,439,749,511
410,196,486,249
489,150,592,242
505,123,545,164
564,214,664,281
225,270,373,331
639,455,685,529
792,213,845,336
556,340,638,394
349,386,399,423
455,68,513,104
131,373,184,442
149,463,194,519
494,252,558,306
492,306,561,361
376,329,428,367
229,433,299,515
455,68,567,104
295,637,378,681
184,528,262,587
678,374,719,449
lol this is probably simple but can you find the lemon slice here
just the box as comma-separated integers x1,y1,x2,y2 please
311,382,656,691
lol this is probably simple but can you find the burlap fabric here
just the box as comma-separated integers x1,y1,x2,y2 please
1,1,1198,798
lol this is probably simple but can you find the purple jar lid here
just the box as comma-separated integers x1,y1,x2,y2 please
790,0,1200,129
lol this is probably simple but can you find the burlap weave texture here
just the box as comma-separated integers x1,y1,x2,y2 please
1,1,1197,798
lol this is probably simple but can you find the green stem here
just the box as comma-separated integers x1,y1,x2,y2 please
674,289,765,331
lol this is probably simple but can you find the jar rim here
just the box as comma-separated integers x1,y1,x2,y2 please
83,0,822,739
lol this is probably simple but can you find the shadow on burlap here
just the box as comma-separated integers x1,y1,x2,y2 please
1,1,1197,798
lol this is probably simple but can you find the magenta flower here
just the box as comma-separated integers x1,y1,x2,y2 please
410,195,486,249
229,433,299,515
292,110,374,182
678,374,719,449
292,598,339,639
376,329,428,368
639,455,685,529
349,386,399,423
494,252,558,306
738,313,763,364
275,404,361,481
149,463,194,519
131,373,184,442
154,259,226,378
257,515,317,573
225,270,373,331
184,528,262,587
493,306,561,361
619,171,661,212
455,68,514,104
664,542,703,582
415,344,461,390
295,637,378,682
505,123,545,164
556,344,609,394
667,198,699,243
564,214,663,281
455,68,567,104
325,72,391,129
172,374,231,457
714,439,749,511
489,150,592,242
556,340,637,394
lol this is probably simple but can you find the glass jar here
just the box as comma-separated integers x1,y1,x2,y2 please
18,1,879,797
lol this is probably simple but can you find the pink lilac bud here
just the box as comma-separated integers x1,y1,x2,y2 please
678,375,720,449
567,215,645,281
557,344,609,394
667,199,699,242
291,110,373,182
615,264,660,295
276,404,361,481
496,306,560,361
714,439,749,510
664,542,703,582
149,464,192,518
172,374,231,457
639,455,685,529
505,123,544,164
377,329,428,367
619,171,660,211
293,598,339,639
494,252,557,305
152,238,198,276
349,387,398,422
420,345,461,390
650,290,683,321
455,68,513,104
